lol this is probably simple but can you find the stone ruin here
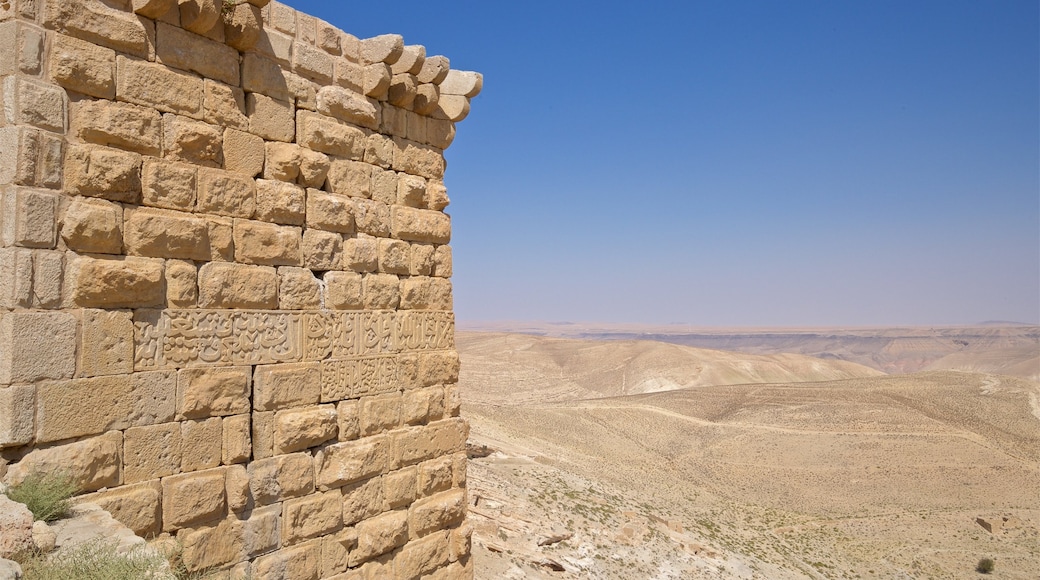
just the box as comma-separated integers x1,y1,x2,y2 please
0,0,481,576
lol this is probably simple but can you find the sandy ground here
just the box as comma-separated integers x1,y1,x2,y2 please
459,333,1040,579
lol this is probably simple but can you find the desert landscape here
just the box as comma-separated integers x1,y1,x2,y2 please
457,327,1040,579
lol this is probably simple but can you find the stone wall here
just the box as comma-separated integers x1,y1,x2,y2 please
0,0,480,577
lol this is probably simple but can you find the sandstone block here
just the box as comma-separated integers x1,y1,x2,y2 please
179,0,221,35
181,417,223,472
362,62,391,99
0,248,32,308
397,531,450,580
124,207,210,261
252,411,274,460
401,388,432,427
306,190,355,234
417,55,450,84
254,179,306,226
302,229,342,271
439,70,483,97
343,235,378,272
177,516,245,573
320,528,357,578
47,33,114,99
238,504,282,558
361,393,401,436
248,93,295,142
142,160,197,211
162,467,227,530
0,126,40,187
384,466,417,510
433,94,471,123
334,58,363,94
392,418,467,469
426,118,456,150
156,22,239,86
223,415,252,465
316,86,378,130
326,159,372,198
224,2,262,51
178,367,252,419
225,464,250,512
118,57,202,117
409,489,465,539
418,456,453,497
352,199,390,237
408,244,435,276
131,0,177,18
252,540,321,580
198,262,278,309
254,363,321,411
43,0,152,58
248,452,314,505
0,311,76,384
432,244,452,277
405,111,427,144
360,34,403,65
65,254,164,308
314,435,388,490
391,45,426,75
29,250,62,309
391,206,451,244
388,73,417,109
278,266,321,309
0,20,43,77
397,174,427,208
413,83,440,116
340,476,382,526
445,383,461,418
324,271,362,310
206,216,235,262
1,75,64,134
369,168,397,205
123,423,180,483
6,431,121,493
0,385,33,448
130,371,178,423
242,52,291,102
77,481,162,538
64,144,141,203
204,80,248,130
297,110,366,159
362,273,400,310
77,309,133,377
450,521,472,562
420,351,460,386
60,197,122,255
283,491,342,545
295,41,334,83
166,259,199,307
70,98,161,156
2,187,57,249
426,181,449,211
234,219,302,266
335,400,360,441
274,405,337,454
392,138,444,179
352,509,407,564
163,114,222,167
197,168,255,218
377,239,409,275
224,129,265,178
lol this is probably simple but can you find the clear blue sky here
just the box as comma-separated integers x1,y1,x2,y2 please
289,1,1039,326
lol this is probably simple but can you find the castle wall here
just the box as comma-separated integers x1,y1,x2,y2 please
0,0,480,576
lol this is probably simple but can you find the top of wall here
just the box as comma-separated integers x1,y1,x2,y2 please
1,0,482,131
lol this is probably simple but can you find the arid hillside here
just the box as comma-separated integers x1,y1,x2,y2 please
459,333,1040,579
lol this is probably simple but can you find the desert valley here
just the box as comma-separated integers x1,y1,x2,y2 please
456,325,1040,579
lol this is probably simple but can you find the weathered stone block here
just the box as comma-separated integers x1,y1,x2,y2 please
197,168,255,218
166,259,199,307
254,363,321,411
118,57,202,117
77,481,162,538
316,86,378,130
392,138,445,180
204,80,248,130
432,244,452,277
0,247,32,308
277,266,320,310
417,55,450,85
1,74,65,134
0,385,34,448
397,531,450,580
223,415,251,465
320,527,357,578
302,229,342,271
65,143,142,203
69,98,161,156
362,62,390,99
163,114,222,167
252,410,274,460
233,219,302,266
6,431,122,493
224,2,262,51
239,504,282,558
362,273,399,310
391,418,467,469
162,467,227,530
352,199,390,237
401,388,432,427
391,206,450,244
225,464,250,512
360,394,401,436
252,540,321,580
131,0,177,18
141,160,197,211
314,435,388,490
377,239,409,275
396,174,427,208
124,207,211,261
178,367,252,419
179,0,221,35
335,400,360,441
360,34,403,65
352,509,407,564
343,235,378,272
248,93,295,142
340,475,382,526
388,73,417,109
409,489,465,539
408,243,435,277
384,466,417,510
283,491,342,545
296,110,365,158
60,197,122,255
156,22,239,86
440,69,483,97
326,159,372,198
324,271,362,310
177,516,245,573
248,452,314,505
224,129,265,178
295,41,334,83
42,0,153,59
48,32,116,99
242,52,291,101
0,311,76,384
123,422,180,483
0,20,43,77
254,179,303,225
2,186,57,249
306,190,355,234
181,417,222,472
29,250,62,309
0,126,40,187
334,58,363,94
274,405,337,454
77,309,133,377
206,216,235,261
65,254,164,308
418,456,453,498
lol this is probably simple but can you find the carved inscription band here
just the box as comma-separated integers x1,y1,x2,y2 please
134,310,455,370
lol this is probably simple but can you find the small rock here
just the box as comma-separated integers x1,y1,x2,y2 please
0,559,23,580
0,495,33,559
31,520,56,553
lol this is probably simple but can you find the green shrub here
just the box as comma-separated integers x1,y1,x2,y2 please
976,557,995,574
15,540,172,580
6,472,76,522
